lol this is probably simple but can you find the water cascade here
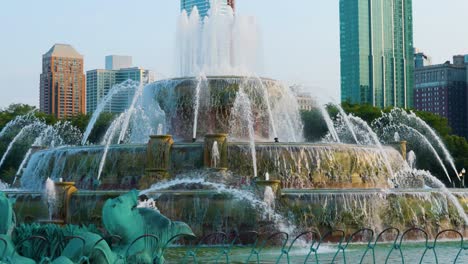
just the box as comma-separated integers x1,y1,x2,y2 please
231,87,258,177
349,115,395,179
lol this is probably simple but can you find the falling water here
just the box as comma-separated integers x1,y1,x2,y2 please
319,104,340,143
408,111,458,176
0,111,38,139
140,176,296,234
192,74,207,140
414,170,468,225
335,103,358,144
376,109,459,178
44,178,57,220
81,80,138,145
255,76,278,140
265,172,270,181
211,141,220,168
392,124,451,182
97,113,126,180
117,82,146,144
349,115,394,179
0,123,38,170
232,88,258,177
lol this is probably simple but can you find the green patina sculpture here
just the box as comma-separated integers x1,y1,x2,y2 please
0,191,194,264
57,190,195,264
0,191,36,263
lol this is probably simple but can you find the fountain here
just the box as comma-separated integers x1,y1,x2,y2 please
0,0,467,262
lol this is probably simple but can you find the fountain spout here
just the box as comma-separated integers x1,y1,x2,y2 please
204,134,228,171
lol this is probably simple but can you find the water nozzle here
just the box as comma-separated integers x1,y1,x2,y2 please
274,137,279,143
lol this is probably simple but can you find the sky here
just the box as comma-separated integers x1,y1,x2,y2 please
0,0,467,108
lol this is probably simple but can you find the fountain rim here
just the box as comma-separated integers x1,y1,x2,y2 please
30,142,401,155
152,75,280,83
30,142,400,154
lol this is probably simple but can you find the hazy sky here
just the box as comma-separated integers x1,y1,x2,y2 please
0,0,467,108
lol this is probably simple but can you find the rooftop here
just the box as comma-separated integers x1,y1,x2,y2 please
43,44,83,59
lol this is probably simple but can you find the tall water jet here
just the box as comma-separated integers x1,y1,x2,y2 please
177,0,260,76
157,124,164,136
211,141,220,168
192,74,207,141
44,177,57,221
81,80,138,145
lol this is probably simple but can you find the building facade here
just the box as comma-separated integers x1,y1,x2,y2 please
105,55,132,70
414,55,468,138
340,0,414,109
39,44,86,118
86,61,155,114
181,0,235,17
414,48,432,68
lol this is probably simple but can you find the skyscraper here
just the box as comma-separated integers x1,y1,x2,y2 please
105,55,132,70
340,0,414,108
86,57,155,114
181,0,235,17
39,44,86,118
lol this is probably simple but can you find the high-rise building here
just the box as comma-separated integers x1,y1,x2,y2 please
105,55,132,70
86,57,155,114
414,55,468,138
39,44,86,118
340,0,414,109
181,0,235,17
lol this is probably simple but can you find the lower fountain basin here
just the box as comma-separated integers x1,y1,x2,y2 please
4,188,468,239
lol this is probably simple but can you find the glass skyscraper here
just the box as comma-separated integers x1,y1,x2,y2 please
181,0,235,17
86,62,155,114
340,0,414,108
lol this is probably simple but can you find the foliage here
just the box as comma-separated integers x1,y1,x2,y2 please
300,109,328,142
0,104,115,184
